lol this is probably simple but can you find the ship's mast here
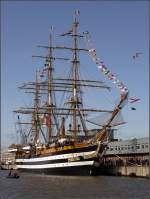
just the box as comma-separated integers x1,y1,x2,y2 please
33,70,40,145
14,14,114,145
71,17,79,142
46,32,53,143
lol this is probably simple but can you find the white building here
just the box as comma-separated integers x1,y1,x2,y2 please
106,137,149,155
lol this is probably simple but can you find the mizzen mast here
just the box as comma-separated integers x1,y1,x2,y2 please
33,69,40,145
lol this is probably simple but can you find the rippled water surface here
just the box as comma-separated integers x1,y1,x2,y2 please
0,170,149,199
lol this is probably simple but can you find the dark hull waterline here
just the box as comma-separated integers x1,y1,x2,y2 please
18,165,99,176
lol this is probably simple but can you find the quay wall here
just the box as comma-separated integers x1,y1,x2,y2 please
99,165,149,177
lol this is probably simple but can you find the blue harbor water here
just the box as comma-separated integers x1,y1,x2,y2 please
0,171,149,199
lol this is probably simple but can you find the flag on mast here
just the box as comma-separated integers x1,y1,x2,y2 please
51,26,54,31
75,10,80,16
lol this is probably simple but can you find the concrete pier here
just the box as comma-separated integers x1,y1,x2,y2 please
99,165,149,178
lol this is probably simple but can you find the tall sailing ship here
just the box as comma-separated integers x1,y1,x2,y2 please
10,13,129,175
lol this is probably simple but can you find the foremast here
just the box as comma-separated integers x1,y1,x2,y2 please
59,16,89,142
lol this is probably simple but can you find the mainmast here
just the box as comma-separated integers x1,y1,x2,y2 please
71,17,79,141
59,15,86,141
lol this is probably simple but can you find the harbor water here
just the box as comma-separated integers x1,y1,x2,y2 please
0,170,149,199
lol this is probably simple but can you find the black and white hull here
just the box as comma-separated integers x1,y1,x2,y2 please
15,145,100,175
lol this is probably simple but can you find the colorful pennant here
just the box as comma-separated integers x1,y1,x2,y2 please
84,32,128,94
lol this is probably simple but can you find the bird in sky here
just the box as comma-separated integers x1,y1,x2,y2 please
131,107,136,110
129,98,140,103
132,52,143,59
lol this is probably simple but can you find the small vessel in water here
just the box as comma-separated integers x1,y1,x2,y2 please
7,175,20,179
10,12,129,175
7,169,20,178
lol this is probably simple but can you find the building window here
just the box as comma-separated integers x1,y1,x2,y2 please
136,145,140,149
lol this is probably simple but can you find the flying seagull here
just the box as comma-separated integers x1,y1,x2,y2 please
132,52,143,59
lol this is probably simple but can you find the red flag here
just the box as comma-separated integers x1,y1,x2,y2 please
108,72,114,80
43,114,52,126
